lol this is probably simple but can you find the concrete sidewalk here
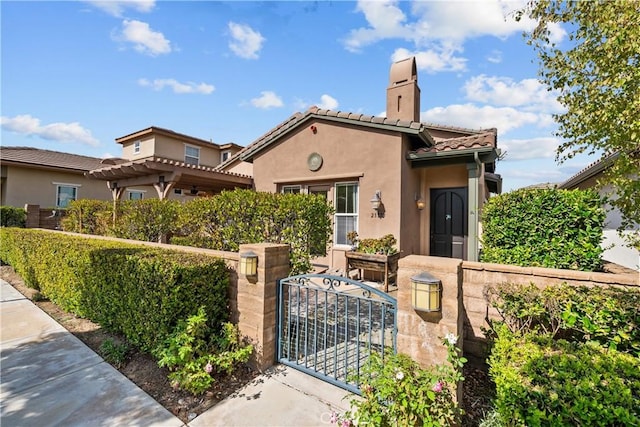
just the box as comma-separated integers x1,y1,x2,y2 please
1,278,353,427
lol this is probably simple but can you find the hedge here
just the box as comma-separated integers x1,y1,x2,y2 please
480,188,605,271
0,206,26,228
0,228,229,352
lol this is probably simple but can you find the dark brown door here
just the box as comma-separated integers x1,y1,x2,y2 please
430,188,467,258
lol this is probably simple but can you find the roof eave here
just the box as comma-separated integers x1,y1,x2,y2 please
558,152,619,189
407,146,499,167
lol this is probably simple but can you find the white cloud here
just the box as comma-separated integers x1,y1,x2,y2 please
115,19,172,56
392,47,466,73
250,91,283,109
1,114,100,147
463,75,563,112
500,137,561,160
86,0,155,17
504,168,564,181
421,104,546,135
486,50,503,64
138,78,214,94
317,94,339,110
228,22,265,59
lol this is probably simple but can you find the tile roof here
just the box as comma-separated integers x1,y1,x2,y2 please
115,126,221,149
558,151,619,189
0,146,105,171
409,129,497,155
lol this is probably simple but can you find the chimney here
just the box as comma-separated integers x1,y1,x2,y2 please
386,57,420,122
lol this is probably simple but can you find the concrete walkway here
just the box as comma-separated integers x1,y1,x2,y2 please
0,279,352,427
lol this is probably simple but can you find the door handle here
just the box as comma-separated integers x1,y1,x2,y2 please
445,214,452,220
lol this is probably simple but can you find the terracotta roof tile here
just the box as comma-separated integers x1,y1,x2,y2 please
0,146,104,171
410,130,497,154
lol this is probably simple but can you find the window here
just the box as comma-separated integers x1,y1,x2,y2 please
128,190,144,200
174,188,183,195
133,140,141,154
221,150,231,163
56,184,78,208
334,183,358,246
282,185,301,194
185,145,200,165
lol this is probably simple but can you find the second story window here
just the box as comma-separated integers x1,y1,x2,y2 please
221,150,231,163
133,140,141,154
185,145,200,165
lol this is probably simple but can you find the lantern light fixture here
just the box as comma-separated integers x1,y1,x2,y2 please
370,190,382,211
239,251,258,277
411,272,442,312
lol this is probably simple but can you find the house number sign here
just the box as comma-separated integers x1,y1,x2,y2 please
307,152,323,171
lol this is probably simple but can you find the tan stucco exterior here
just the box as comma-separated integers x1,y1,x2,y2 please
1,165,111,208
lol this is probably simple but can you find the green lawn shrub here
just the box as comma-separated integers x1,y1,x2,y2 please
0,206,26,228
489,324,640,426
0,228,229,352
174,189,333,274
487,282,640,426
481,188,605,271
61,199,113,235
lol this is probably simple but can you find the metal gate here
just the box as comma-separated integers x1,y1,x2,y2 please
276,274,397,394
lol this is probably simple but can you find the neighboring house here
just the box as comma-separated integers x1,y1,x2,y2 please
559,152,639,271
85,126,252,200
233,57,501,268
0,147,110,208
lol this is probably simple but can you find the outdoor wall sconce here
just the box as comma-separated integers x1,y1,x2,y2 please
190,186,198,195
310,125,317,134
416,198,426,210
370,190,382,211
239,251,258,277
411,272,442,312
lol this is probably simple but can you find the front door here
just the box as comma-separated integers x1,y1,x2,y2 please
430,188,467,259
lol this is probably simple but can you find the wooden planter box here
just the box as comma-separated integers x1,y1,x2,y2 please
345,251,400,292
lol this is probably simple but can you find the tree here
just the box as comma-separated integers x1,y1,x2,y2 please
517,0,639,245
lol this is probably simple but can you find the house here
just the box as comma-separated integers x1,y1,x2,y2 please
235,57,501,267
85,126,252,200
559,152,639,271
0,147,110,208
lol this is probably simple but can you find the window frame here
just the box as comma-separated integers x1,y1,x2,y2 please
54,182,80,208
133,140,141,155
221,150,231,163
334,182,359,247
184,145,200,166
128,190,144,200
281,185,302,194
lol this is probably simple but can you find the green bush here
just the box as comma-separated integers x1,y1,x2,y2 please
347,232,398,255
61,199,113,235
175,189,333,274
0,206,26,228
0,228,229,352
481,188,605,271
489,324,640,426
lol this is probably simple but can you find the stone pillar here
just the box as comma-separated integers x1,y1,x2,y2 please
235,243,290,372
396,255,463,364
24,204,40,228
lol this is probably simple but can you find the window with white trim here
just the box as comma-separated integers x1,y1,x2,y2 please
282,185,301,194
221,150,231,163
56,184,78,208
133,140,141,154
334,182,358,246
128,190,144,200
185,145,200,165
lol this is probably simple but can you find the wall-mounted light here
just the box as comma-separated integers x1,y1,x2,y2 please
239,251,258,277
411,272,441,312
310,125,317,134
416,198,426,210
190,186,198,195
370,190,382,211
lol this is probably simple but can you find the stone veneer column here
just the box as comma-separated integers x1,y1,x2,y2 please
396,255,464,367
24,204,40,228
236,243,290,372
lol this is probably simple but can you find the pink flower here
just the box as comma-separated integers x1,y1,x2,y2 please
432,381,443,393
205,362,213,373
330,412,338,424
341,420,352,427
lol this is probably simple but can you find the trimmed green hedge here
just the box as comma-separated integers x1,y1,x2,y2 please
0,206,26,228
481,188,605,271
0,228,229,352
490,324,640,426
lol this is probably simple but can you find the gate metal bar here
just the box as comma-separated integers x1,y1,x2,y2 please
276,274,397,394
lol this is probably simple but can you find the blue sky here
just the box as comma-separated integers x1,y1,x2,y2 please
1,0,594,191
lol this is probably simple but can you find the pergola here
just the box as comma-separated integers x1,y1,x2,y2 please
86,156,253,201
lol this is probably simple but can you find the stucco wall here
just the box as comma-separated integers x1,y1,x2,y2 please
154,135,220,167
1,165,112,207
121,136,155,160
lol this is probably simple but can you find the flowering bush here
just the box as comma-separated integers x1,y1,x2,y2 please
334,335,465,426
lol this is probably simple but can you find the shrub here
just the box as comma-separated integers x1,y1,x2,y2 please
347,232,398,255
61,199,113,235
154,307,253,395
334,335,465,426
0,206,26,228
0,228,230,352
489,324,640,426
113,199,181,242
480,188,605,271
99,338,130,368
175,189,333,274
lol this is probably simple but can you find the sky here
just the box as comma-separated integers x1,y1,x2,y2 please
1,0,596,192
